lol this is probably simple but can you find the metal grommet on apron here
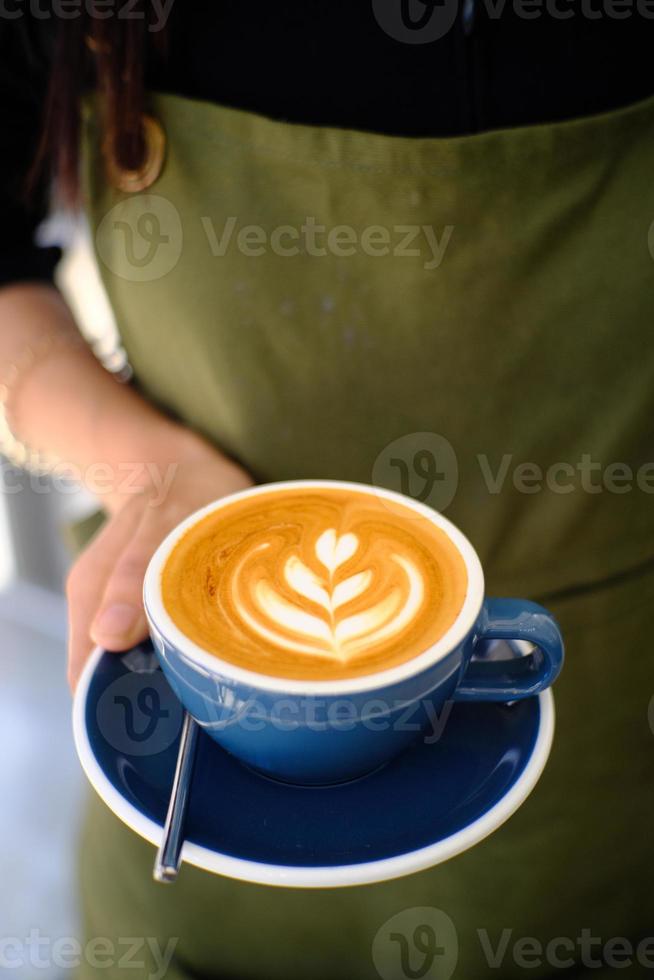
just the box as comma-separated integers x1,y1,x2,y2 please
103,114,166,193
73,91,654,979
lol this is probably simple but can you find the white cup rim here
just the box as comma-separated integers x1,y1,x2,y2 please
143,479,485,695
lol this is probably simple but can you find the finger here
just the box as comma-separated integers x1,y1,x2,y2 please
90,504,171,652
67,500,144,691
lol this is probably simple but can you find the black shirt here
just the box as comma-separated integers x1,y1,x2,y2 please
2,2,654,286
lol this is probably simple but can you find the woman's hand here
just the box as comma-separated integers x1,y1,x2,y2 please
66,427,253,691
0,288,253,689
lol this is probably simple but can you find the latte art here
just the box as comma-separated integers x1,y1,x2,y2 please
233,529,424,661
161,488,468,681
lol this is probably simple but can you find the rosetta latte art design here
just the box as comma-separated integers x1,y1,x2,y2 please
161,489,468,681
233,529,424,661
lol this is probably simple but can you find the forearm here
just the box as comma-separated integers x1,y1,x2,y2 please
0,282,215,513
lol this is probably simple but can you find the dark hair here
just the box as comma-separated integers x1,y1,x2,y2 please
31,9,167,205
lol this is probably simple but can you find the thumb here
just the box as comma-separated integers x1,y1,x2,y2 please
89,514,162,650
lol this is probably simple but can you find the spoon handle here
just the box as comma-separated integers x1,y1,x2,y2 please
153,712,200,883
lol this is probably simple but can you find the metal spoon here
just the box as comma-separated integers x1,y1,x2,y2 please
153,712,200,883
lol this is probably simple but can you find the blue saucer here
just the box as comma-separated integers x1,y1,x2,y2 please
73,643,554,888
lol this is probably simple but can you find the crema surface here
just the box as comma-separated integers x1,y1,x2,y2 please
161,489,468,681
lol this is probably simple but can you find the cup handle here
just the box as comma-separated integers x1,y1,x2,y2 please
453,598,564,701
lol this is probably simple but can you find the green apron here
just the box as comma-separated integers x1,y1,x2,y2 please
72,91,654,978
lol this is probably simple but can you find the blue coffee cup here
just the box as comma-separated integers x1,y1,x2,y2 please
144,481,564,785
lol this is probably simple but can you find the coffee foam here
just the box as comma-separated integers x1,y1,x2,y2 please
161,488,468,681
